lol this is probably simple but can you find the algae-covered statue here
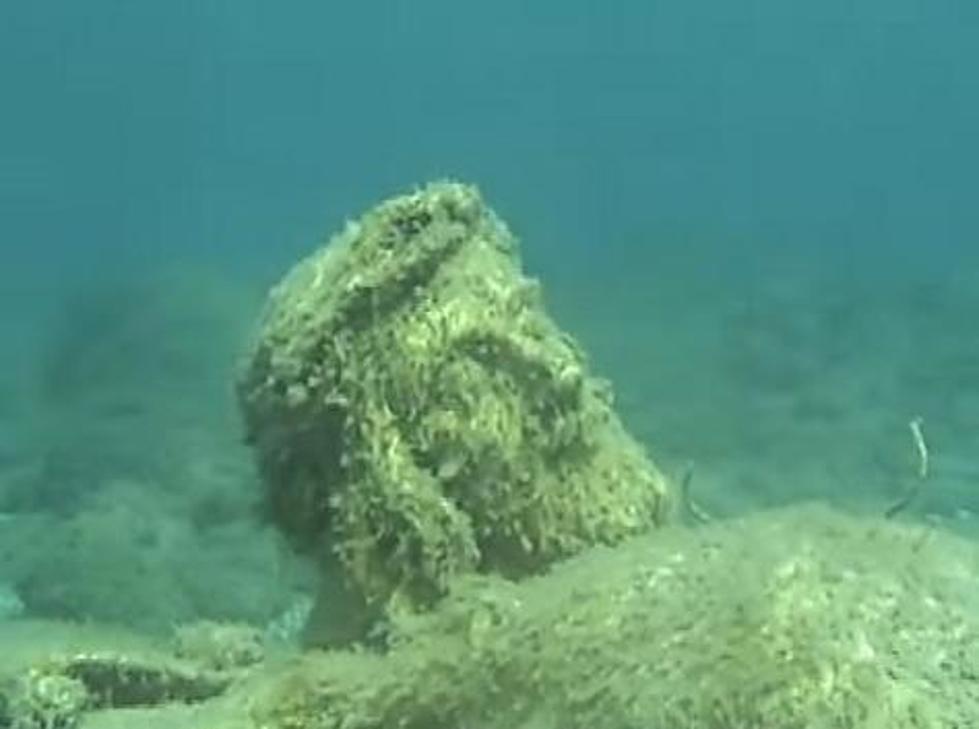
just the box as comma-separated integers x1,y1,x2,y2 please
237,181,671,640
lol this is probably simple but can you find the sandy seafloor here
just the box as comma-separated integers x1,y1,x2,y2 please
0,232,977,726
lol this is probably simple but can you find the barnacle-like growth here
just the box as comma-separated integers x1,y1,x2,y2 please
237,181,670,627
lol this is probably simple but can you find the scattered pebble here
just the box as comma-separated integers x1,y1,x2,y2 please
0,582,25,621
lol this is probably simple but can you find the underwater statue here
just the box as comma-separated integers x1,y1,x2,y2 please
236,181,671,643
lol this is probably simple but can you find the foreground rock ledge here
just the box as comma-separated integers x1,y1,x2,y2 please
253,504,979,729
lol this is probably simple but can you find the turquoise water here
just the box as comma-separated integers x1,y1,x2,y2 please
1,2,977,723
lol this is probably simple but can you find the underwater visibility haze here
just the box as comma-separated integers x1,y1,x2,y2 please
1,2,978,727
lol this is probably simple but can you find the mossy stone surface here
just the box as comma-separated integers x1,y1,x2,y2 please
254,505,979,729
